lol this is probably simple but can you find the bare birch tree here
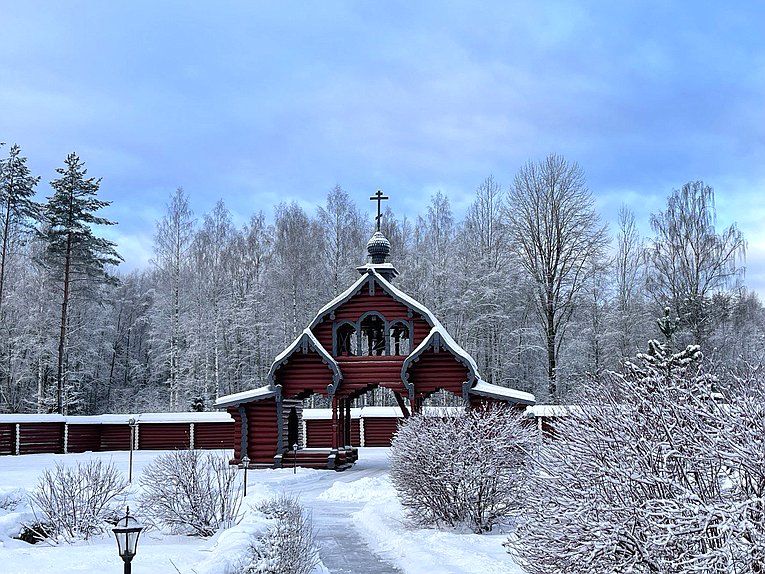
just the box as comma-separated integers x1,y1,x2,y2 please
647,180,746,345
505,154,607,399
316,185,367,297
152,187,194,410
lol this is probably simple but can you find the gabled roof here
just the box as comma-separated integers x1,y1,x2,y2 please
309,268,438,330
268,328,342,392
401,326,480,391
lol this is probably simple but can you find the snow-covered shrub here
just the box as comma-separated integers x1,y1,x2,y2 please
28,459,127,543
240,494,319,574
389,405,533,533
0,488,24,511
508,335,765,573
138,449,242,537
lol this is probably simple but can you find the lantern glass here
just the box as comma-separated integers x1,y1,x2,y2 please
113,510,142,559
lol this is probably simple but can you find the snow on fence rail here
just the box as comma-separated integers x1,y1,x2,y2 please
0,412,235,455
0,405,563,456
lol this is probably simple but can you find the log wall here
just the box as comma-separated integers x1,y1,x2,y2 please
0,413,234,456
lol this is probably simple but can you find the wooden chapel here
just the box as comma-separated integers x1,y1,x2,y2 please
215,192,535,470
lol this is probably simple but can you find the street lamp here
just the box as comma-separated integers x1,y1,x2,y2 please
128,417,138,483
240,454,250,497
113,507,143,574
293,443,298,474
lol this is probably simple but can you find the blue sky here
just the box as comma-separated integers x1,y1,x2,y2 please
1,2,764,293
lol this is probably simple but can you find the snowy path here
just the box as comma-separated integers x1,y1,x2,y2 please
1,448,521,574
278,451,403,573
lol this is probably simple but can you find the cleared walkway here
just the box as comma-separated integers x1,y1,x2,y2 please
288,449,403,574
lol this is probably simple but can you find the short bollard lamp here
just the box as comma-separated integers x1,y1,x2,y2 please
113,507,143,574
241,455,250,497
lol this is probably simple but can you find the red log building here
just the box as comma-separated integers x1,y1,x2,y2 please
215,198,534,470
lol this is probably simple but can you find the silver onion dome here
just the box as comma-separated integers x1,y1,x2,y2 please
367,231,391,264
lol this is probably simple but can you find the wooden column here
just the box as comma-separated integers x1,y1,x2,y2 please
331,395,338,451
344,399,351,446
337,398,345,450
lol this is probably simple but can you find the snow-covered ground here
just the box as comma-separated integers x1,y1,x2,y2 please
0,448,523,574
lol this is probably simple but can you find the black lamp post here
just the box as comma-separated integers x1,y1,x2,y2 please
113,506,143,574
128,417,137,483
241,454,250,497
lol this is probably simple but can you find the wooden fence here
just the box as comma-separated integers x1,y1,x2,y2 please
0,405,556,456
0,412,234,455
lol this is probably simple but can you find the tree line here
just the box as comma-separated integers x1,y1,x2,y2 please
0,144,759,414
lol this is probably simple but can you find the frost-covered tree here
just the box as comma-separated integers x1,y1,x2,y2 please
647,181,746,345
188,200,233,403
41,153,121,414
453,176,533,388
613,206,649,360
0,143,40,315
272,202,324,343
0,144,41,411
152,187,194,410
509,316,765,573
317,185,367,297
506,154,608,399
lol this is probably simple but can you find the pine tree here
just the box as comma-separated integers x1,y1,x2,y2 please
0,144,40,314
41,153,122,414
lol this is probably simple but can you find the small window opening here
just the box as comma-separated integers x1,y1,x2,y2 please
336,323,358,356
360,314,386,355
390,323,410,355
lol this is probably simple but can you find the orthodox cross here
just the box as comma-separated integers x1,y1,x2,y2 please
370,190,389,232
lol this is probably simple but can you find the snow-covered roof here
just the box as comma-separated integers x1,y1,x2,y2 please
267,328,341,389
402,326,480,387
525,404,582,418
302,408,363,420
137,412,234,423
308,269,439,331
360,406,404,418
214,386,276,408
0,412,234,424
65,415,136,425
300,406,464,419
356,262,398,273
470,379,536,405
0,413,66,423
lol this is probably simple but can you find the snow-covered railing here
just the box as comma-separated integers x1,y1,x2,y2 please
0,412,234,456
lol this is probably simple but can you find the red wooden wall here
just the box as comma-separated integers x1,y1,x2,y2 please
194,422,235,449
245,399,279,465
19,423,64,455
67,424,102,453
305,419,361,448
363,417,400,447
0,424,14,455
139,423,190,450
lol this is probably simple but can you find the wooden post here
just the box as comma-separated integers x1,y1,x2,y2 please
345,399,351,446
331,395,338,451
338,398,345,450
